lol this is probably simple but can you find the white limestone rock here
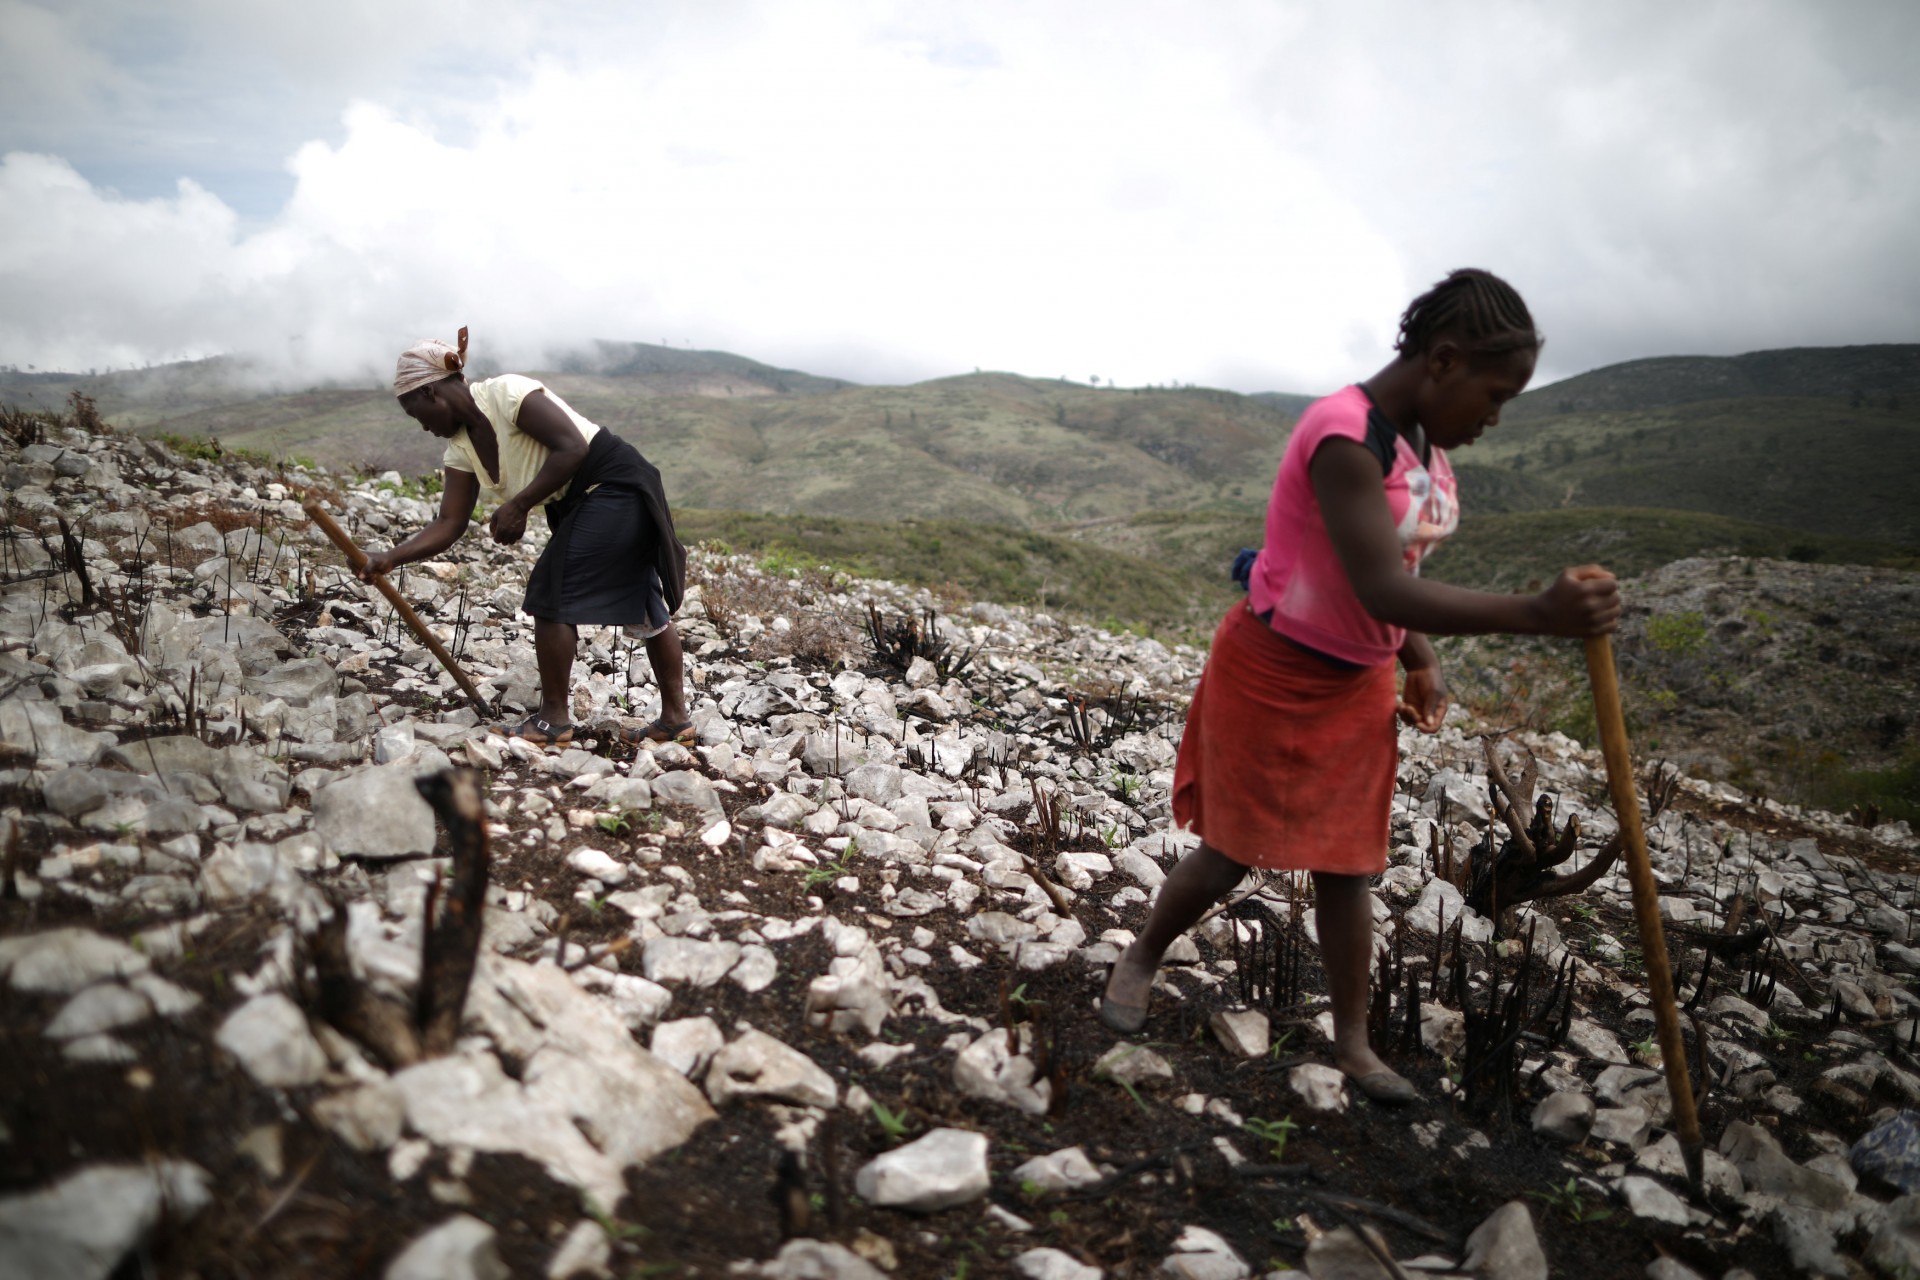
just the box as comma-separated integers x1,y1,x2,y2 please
0,927,150,995
566,846,629,886
384,1214,507,1280
0,1160,211,1280
1010,1147,1103,1193
1158,1224,1249,1279
1208,1009,1269,1059
1460,1201,1547,1280
1615,1175,1689,1225
312,1082,407,1152
1095,1042,1175,1089
391,1051,628,1212
313,767,438,859
1014,1247,1103,1280
546,1218,612,1279
751,1239,888,1280
954,1028,1053,1116
643,936,742,987
44,982,157,1040
1530,1091,1595,1144
215,993,328,1088
1287,1063,1350,1115
706,1029,839,1109
650,1016,726,1079
854,1127,990,1212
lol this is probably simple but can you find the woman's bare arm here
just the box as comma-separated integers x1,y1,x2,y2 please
1310,437,1618,638
486,389,591,544
359,469,480,577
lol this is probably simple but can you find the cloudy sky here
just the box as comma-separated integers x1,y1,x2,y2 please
2,0,1915,393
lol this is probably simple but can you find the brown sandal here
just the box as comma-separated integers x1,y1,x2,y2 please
622,716,695,745
504,715,575,746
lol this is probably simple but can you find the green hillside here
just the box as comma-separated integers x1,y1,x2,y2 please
1506,343,1920,420
1048,504,1915,623
1468,395,1920,544
128,372,1299,527
11,342,1920,632
675,509,1214,638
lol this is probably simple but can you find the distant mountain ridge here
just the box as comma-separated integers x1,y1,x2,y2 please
546,340,853,397
1508,343,1920,420
6,340,1917,601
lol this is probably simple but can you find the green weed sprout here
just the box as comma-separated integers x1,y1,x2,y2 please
870,1098,911,1144
1242,1115,1299,1161
1528,1176,1612,1224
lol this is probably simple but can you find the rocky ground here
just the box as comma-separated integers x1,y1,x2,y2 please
1437,556,1920,810
2,412,1919,1280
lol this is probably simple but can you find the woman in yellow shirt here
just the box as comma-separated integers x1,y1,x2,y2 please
360,328,692,746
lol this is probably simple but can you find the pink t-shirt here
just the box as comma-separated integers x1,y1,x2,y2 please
1246,384,1459,667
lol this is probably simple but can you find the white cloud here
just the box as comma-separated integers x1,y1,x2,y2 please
0,0,1915,391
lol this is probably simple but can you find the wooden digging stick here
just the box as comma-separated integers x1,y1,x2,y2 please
303,498,493,717
1585,634,1704,1194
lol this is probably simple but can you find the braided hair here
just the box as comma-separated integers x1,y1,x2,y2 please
1393,269,1542,361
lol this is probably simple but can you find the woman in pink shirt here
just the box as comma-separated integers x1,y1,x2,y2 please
1099,270,1621,1105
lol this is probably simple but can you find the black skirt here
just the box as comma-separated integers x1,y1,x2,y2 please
522,432,683,628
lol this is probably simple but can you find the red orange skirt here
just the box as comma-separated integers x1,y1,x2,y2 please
1171,602,1397,875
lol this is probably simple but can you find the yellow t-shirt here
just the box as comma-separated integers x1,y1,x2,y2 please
441,375,601,506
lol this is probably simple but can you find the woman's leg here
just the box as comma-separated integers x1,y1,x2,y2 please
533,618,577,723
644,622,689,726
1104,842,1248,1013
1311,870,1392,1080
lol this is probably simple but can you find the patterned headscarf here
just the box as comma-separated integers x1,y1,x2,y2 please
393,326,469,398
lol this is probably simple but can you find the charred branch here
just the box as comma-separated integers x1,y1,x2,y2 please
414,769,492,1056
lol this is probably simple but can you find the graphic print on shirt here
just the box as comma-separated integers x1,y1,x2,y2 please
1395,462,1458,576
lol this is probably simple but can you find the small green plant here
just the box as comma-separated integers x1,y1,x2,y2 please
804,849,852,891
1018,1178,1046,1199
1100,823,1123,848
155,431,225,462
760,544,808,577
870,1098,911,1143
1110,768,1141,800
1267,1029,1296,1060
1528,1176,1612,1224
583,1199,648,1243
372,471,445,501
1645,610,1709,657
596,812,631,836
1242,1115,1298,1161
1630,1036,1658,1060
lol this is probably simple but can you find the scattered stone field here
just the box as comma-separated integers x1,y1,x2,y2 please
2,415,1919,1279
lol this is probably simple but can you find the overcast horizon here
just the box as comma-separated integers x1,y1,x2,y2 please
3,1,1916,395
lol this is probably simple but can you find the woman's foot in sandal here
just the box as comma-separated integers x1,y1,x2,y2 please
504,715,574,746
1347,1069,1422,1106
1099,949,1155,1034
622,716,695,745
1336,1045,1421,1105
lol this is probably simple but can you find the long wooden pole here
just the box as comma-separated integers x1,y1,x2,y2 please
303,498,493,718
1584,635,1703,1193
